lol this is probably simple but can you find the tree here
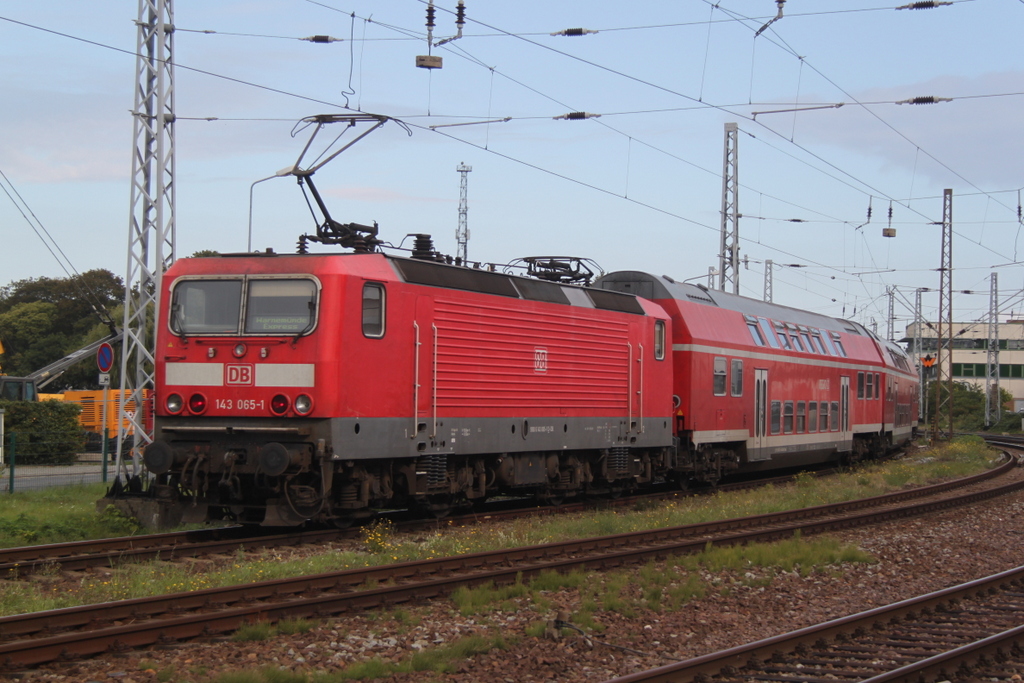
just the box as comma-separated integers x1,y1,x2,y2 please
0,270,124,391
923,380,1016,433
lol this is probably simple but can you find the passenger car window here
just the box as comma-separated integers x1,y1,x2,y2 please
758,318,780,348
731,359,743,396
362,283,386,338
713,357,727,396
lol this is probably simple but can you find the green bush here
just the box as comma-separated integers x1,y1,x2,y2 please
0,399,84,465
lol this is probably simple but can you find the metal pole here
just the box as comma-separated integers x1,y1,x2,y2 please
101,385,110,483
914,288,924,422
7,433,14,494
985,272,1000,428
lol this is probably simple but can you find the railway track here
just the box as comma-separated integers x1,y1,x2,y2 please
0,455,1019,668
604,564,1024,683
0,468,830,576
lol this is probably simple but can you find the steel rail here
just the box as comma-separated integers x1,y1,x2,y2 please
602,565,1024,683
0,456,1019,667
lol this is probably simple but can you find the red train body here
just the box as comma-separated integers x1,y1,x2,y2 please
125,248,918,527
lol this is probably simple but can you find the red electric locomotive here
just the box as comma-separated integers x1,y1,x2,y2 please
136,244,675,527
595,272,919,482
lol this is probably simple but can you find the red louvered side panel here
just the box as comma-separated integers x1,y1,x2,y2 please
433,298,631,413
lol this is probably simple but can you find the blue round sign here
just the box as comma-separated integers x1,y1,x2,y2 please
97,342,114,373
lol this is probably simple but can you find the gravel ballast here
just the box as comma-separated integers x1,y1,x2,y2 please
26,472,1024,683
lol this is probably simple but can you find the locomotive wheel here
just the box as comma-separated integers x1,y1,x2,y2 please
538,492,565,506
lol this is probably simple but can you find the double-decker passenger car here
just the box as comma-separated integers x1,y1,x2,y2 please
595,273,919,484
110,241,918,528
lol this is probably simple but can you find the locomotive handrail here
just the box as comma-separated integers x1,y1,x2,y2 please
627,342,633,433
412,321,420,440
638,343,644,434
431,323,438,439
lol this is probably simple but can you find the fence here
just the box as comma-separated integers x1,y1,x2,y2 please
0,429,118,494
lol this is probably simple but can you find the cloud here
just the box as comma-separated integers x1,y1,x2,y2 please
0,87,132,183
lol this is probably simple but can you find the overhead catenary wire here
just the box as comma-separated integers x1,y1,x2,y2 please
2,5,1016,322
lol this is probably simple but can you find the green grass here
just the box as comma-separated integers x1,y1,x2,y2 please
0,483,141,547
0,437,997,619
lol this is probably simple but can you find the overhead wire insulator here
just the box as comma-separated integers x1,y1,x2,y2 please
550,28,598,36
434,0,466,47
896,1,953,9
553,112,601,120
418,0,442,68
303,35,340,43
882,200,896,237
895,96,952,105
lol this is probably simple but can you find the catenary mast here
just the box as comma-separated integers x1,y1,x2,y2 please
115,0,176,479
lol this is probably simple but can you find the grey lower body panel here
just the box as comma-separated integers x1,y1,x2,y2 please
329,415,675,462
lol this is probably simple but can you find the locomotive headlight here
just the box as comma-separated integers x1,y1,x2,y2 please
270,394,290,415
188,393,208,414
294,394,313,415
233,343,247,358
166,393,183,414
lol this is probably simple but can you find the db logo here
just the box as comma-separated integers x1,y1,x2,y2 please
534,347,548,374
226,364,254,385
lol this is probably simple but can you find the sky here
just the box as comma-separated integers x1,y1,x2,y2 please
1,0,1023,338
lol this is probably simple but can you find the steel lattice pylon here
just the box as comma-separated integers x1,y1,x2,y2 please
985,272,1000,427
115,0,175,480
718,122,740,295
934,189,953,441
456,162,471,264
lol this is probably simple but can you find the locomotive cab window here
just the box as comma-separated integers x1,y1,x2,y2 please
362,283,386,338
654,320,666,360
170,279,243,335
244,279,318,335
713,357,727,396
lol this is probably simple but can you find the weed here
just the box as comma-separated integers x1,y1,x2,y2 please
360,518,395,554
451,579,528,615
277,617,315,635
233,622,276,642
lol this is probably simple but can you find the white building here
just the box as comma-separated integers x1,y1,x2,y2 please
905,320,1024,412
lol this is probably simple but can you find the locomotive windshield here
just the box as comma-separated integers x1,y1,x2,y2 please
171,280,243,335
170,277,318,336
244,279,318,334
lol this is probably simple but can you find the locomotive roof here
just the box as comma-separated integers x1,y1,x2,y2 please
385,255,658,317
595,270,870,338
